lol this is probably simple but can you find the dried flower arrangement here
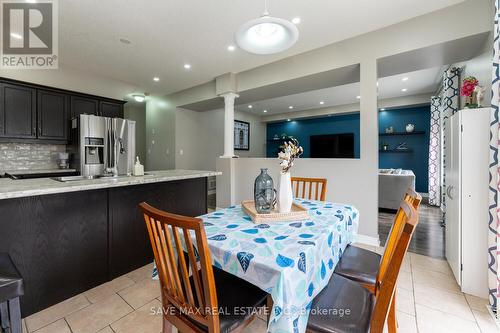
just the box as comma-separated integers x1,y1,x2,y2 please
278,138,303,173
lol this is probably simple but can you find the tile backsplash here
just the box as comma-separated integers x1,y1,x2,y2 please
0,143,66,172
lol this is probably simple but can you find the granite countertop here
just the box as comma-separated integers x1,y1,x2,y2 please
0,169,77,176
0,170,221,200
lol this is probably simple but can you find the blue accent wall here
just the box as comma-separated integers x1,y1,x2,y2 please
378,106,431,193
266,113,360,158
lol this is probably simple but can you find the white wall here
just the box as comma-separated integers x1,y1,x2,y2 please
175,108,266,170
0,65,141,100
146,97,176,170
457,32,493,107
216,157,380,244
124,101,147,168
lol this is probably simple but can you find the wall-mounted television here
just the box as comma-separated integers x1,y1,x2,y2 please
310,133,355,158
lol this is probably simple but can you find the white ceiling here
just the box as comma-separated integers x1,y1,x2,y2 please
59,0,465,95
236,66,444,115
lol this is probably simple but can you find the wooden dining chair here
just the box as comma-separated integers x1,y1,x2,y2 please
335,188,422,333
291,177,327,201
306,200,419,333
139,202,268,333
332,188,421,332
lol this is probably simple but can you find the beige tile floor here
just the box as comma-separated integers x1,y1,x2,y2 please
12,245,499,333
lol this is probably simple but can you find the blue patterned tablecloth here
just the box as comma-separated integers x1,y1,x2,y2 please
153,199,359,333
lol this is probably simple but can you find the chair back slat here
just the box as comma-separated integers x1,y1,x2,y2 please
172,227,196,306
140,202,218,332
291,177,327,201
160,222,186,303
404,188,422,209
377,188,422,286
370,201,418,333
184,227,206,313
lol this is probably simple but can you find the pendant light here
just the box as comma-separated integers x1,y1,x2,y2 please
235,0,299,55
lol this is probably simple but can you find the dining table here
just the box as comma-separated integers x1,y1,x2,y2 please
153,198,359,333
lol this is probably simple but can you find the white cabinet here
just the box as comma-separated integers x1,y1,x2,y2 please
445,108,490,298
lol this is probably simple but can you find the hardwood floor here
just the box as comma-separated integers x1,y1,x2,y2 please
379,203,445,259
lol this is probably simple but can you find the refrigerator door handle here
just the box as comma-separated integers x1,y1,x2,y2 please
447,185,454,200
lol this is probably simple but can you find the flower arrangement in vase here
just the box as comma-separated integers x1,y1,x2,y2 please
460,76,479,108
277,138,303,213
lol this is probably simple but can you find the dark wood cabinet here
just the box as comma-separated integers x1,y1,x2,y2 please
0,83,36,139
0,78,126,143
100,101,123,118
37,90,69,140
0,178,207,316
108,178,207,278
70,96,99,118
0,190,109,316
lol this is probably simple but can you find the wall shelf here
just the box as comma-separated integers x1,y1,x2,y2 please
379,149,413,153
267,137,294,142
379,131,425,136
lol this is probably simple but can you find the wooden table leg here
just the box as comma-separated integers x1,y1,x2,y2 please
387,292,398,333
163,317,173,333
8,297,22,333
266,295,274,325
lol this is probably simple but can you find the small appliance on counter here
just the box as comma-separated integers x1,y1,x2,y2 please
68,114,136,178
58,152,70,169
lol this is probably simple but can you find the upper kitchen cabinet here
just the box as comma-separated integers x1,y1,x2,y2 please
37,90,69,141
0,83,37,139
70,96,99,118
0,78,126,143
100,101,124,118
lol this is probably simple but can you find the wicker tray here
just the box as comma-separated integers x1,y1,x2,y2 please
241,200,309,223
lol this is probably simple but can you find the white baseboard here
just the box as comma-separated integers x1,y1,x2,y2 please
354,234,380,247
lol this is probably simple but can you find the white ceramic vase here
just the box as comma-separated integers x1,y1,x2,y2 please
278,172,293,213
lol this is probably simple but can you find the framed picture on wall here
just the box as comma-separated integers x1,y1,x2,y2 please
234,120,250,151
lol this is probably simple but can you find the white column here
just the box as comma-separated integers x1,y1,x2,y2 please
220,92,239,158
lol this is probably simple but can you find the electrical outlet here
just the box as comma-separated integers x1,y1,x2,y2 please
179,149,184,156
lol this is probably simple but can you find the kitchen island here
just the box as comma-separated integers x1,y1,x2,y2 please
0,170,220,316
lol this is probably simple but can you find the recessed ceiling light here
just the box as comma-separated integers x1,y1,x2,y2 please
287,119,291,122
402,77,409,81
184,64,191,70
291,17,301,24
119,38,131,44
227,45,236,52
401,88,408,92
10,33,22,40
133,94,145,103
380,108,386,111
319,101,325,105
356,95,361,99
153,77,160,82
263,110,268,113
288,106,294,109
25,0,36,3
248,105,253,109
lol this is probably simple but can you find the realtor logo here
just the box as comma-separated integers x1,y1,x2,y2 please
1,0,58,69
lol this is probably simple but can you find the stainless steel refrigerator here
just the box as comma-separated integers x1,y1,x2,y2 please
69,114,136,178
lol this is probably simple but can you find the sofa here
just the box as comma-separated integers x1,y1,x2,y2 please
379,169,416,210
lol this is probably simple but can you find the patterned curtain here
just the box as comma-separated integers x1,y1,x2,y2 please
488,0,500,315
441,68,461,217
428,96,442,206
